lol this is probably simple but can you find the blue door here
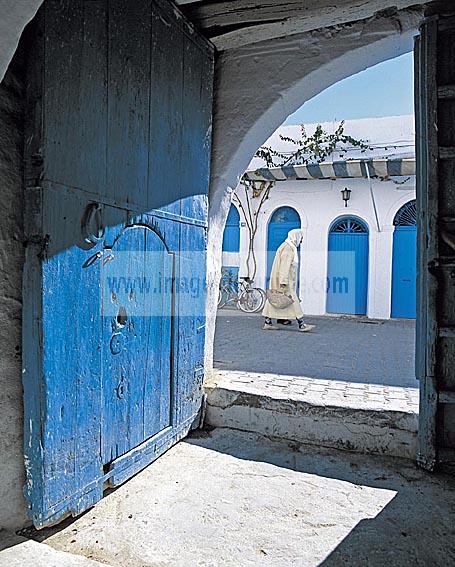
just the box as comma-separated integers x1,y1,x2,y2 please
391,201,417,318
222,205,240,252
266,207,301,287
22,0,213,528
327,217,369,315
221,205,240,283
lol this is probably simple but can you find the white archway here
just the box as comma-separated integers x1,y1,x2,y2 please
205,7,423,370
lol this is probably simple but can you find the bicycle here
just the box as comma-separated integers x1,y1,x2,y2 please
218,272,266,313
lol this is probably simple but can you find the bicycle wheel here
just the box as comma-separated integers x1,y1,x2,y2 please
237,288,265,313
218,286,229,308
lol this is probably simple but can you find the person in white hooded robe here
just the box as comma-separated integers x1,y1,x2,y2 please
262,228,315,332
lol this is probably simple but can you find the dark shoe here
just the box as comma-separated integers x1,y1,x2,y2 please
262,317,277,330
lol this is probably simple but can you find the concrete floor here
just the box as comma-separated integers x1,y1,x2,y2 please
10,428,455,567
215,311,416,387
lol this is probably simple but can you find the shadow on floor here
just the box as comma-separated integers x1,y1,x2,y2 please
0,532,28,552
187,428,455,566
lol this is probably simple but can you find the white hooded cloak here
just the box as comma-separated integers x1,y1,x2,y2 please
262,228,304,320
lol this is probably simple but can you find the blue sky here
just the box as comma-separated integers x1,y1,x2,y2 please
285,52,414,125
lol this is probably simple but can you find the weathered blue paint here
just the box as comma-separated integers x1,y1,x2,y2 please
101,225,174,463
222,205,240,252
326,217,369,315
266,207,301,288
22,0,213,528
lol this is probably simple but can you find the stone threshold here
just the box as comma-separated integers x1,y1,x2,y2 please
205,370,419,460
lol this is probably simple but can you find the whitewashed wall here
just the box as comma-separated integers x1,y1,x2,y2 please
230,176,415,320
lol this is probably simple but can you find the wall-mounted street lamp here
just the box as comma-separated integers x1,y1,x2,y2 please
341,187,351,207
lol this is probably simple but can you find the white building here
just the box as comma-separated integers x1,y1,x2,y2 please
222,115,416,320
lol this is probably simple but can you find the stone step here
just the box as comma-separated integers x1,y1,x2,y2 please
205,371,419,460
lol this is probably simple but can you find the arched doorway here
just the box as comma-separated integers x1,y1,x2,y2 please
266,206,301,288
327,217,369,315
221,204,241,285
222,204,240,253
391,200,417,318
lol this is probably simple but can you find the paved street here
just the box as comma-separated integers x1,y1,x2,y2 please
215,311,416,388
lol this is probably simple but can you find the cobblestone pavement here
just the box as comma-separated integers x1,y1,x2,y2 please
210,369,419,413
215,310,417,389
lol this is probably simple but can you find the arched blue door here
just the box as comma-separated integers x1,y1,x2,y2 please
327,217,369,315
266,207,301,287
221,205,240,286
222,205,240,252
391,200,417,318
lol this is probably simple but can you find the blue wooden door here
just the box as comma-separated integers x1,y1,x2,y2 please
101,226,173,463
326,218,369,315
22,0,213,528
266,207,300,287
222,205,240,252
391,201,417,319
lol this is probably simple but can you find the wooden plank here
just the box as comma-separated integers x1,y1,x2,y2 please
415,33,425,385
435,11,455,463
102,224,145,462
416,20,439,471
143,227,174,438
148,1,184,216
43,0,108,194
181,0,429,49
175,223,207,425
106,0,151,206
41,189,104,509
180,32,214,221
